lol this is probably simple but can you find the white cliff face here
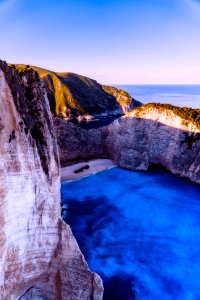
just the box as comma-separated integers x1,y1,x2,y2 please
127,106,200,132
55,105,200,184
0,62,103,300
108,106,200,183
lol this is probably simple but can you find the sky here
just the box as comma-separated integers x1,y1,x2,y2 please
0,0,200,84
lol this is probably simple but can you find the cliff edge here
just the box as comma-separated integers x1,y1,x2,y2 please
0,61,103,299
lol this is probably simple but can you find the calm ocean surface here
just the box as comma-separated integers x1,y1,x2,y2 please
61,167,200,300
116,85,200,108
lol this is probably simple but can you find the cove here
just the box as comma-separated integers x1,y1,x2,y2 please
61,166,200,300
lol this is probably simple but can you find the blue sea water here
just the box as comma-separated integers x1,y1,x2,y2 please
61,167,200,300
116,85,200,108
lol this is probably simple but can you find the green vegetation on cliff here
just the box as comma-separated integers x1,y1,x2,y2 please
135,103,200,130
12,64,141,119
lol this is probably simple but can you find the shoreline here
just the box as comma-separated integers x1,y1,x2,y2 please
61,159,116,182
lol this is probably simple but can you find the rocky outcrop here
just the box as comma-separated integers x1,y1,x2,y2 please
12,64,141,119
54,117,109,164
55,104,200,184
108,105,200,183
0,61,103,299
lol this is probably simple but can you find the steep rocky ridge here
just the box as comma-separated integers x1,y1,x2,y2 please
54,117,109,164
55,104,200,184
0,61,103,299
12,64,141,119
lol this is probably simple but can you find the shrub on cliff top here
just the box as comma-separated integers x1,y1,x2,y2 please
135,103,200,130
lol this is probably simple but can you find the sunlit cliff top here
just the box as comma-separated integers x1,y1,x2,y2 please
128,103,200,130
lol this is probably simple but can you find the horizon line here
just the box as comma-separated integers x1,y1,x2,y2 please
2,59,200,87
109,83,200,86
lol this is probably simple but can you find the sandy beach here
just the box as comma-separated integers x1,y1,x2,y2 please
61,159,116,182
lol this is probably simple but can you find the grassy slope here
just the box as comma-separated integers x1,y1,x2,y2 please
12,64,138,118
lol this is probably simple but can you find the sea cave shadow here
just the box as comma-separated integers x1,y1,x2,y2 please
147,163,200,192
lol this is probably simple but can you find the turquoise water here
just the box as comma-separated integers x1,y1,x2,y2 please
61,167,200,300
116,85,200,108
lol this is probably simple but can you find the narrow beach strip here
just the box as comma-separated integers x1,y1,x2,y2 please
61,159,116,182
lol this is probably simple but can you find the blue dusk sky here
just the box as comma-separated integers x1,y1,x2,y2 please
0,0,200,84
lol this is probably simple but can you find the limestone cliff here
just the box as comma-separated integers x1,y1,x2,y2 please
54,117,109,164
12,64,141,119
0,61,103,299
108,105,200,183
55,104,200,184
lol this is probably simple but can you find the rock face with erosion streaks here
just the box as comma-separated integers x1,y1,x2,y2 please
55,104,200,184
108,105,200,183
54,117,109,164
0,61,103,299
